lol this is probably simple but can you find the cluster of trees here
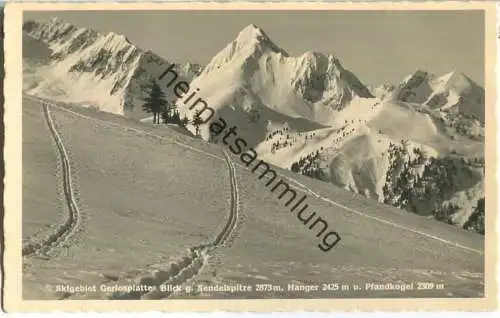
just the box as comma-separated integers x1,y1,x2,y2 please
142,80,179,124
265,127,289,141
383,142,461,212
432,202,460,223
326,125,357,148
142,80,207,135
381,142,484,234
463,197,485,234
270,141,288,153
382,142,417,209
290,150,323,179
344,119,366,125
265,127,296,153
268,132,320,153
265,127,319,145
339,126,355,139
465,156,485,167
304,132,316,140
368,101,382,111
438,111,484,139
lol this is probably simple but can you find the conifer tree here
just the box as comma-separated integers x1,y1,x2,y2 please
180,115,189,127
191,112,204,137
160,104,176,124
142,80,167,124
160,105,170,124
170,109,181,125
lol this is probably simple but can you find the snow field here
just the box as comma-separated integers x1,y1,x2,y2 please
22,103,66,246
22,99,231,299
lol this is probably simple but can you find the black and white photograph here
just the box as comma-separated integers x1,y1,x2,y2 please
3,2,495,310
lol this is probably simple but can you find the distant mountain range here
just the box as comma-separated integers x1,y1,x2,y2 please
22,18,486,234
23,18,203,119
391,69,485,122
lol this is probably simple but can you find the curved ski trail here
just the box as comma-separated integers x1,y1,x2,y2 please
109,150,240,300
22,103,83,257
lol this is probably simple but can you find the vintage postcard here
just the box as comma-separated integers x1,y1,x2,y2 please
2,1,497,312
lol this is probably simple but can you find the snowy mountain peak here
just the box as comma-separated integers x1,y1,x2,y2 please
437,70,477,93
235,23,287,55
101,31,132,51
49,17,63,23
201,24,289,75
371,82,396,98
24,19,135,58
182,23,374,137
296,52,343,74
236,23,268,44
46,17,73,30
399,69,431,88
23,19,78,44
399,68,477,92
441,69,459,80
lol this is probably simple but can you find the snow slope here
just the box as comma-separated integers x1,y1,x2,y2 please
23,96,484,299
22,105,63,243
258,95,484,226
22,18,202,119
23,96,229,299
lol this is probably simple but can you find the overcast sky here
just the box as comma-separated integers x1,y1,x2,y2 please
24,10,485,86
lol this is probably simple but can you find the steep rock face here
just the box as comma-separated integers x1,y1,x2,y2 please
291,52,373,109
23,18,202,118
394,70,434,104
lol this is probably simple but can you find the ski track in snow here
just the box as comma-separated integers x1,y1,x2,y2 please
23,95,483,260
22,102,83,257
104,149,240,300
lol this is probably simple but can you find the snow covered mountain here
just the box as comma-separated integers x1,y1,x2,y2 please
177,24,485,231
176,24,373,145
390,69,485,123
253,69,484,232
257,95,485,231
22,19,485,234
23,18,202,118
